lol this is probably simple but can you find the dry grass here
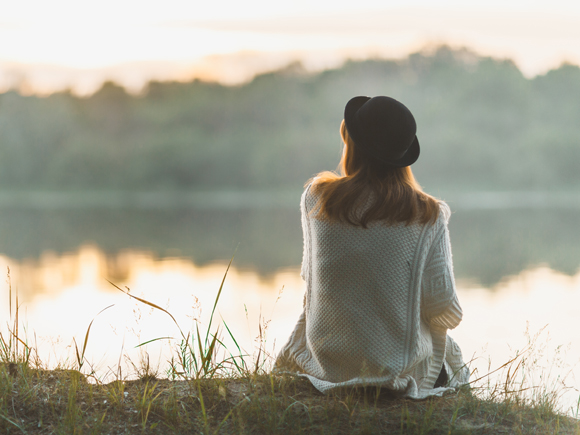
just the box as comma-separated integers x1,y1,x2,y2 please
1,364,579,434
1,265,579,434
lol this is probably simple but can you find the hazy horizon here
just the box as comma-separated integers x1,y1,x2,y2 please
2,1,580,94
3,45,580,97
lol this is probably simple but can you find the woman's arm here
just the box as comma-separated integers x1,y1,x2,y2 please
300,184,313,283
421,219,463,330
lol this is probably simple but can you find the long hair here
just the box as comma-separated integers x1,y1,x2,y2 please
310,120,440,227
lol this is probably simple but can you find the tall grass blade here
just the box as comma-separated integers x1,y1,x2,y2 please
221,319,241,355
15,289,19,357
0,413,26,433
74,304,114,369
8,330,28,351
204,331,220,375
196,381,210,433
468,351,527,386
0,333,8,360
196,324,205,377
107,280,186,340
108,258,237,379
213,398,246,434
221,319,247,373
135,336,174,348
73,337,82,370
205,254,234,345
7,267,11,321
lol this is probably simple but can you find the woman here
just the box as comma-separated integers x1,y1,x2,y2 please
275,96,469,398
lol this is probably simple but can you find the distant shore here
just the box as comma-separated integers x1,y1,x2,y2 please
1,189,580,210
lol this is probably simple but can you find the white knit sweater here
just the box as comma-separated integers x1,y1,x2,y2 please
275,185,469,397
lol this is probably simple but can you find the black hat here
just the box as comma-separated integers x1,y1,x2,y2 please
344,96,420,167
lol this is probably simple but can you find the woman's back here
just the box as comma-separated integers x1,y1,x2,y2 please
282,186,462,395
275,96,469,398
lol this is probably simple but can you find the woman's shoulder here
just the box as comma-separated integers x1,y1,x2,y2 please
302,177,321,200
300,179,318,211
417,199,450,232
437,200,452,224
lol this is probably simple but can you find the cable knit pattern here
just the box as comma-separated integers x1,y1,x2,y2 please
275,184,469,397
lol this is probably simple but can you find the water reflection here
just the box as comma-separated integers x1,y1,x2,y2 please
0,207,302,276
449,208,580,286
1,201,580,413
453,267,580,414
1,206,580,287
0,247,305,379
0,247,578,414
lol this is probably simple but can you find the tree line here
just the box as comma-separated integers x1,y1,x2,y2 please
1,46,579,192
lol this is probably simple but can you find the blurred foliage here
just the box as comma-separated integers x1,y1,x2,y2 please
1,46,580,192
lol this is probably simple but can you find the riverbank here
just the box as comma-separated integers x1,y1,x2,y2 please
1,362,579,434
2,273,579,433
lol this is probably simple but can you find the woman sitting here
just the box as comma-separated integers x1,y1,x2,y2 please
275,96,469,398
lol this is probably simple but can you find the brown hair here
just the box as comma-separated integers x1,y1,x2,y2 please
310,120,440,228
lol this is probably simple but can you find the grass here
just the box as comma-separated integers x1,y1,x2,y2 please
2,366,579,434
1,265,580,434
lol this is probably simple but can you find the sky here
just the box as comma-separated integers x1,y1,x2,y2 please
1,0,580,94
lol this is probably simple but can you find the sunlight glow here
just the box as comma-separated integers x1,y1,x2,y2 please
1,247,579,412
2,1,580,93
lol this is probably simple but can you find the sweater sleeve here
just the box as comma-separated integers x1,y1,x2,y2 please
421,216,463,330
300,186,312,283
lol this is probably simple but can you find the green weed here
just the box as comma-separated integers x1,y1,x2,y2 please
0,264,578,434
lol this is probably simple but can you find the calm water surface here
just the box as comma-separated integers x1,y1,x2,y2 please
0,199,579,415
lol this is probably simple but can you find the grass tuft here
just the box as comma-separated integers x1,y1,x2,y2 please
1,265,579,433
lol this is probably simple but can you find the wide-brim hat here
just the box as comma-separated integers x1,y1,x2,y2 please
344,96,420,167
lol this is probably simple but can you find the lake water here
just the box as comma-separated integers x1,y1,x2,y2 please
0,192,579,415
